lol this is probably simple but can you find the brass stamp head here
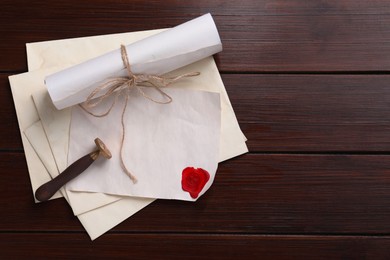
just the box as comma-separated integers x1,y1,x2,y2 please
94,138,112,159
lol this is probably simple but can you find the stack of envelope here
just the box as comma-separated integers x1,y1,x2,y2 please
9,20,248,240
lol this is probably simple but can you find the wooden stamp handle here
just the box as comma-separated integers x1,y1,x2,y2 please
35,151,97,202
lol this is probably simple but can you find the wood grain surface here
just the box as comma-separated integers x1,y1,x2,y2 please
1,0,390,259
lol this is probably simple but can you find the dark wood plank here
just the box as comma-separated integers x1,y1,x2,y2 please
0,0,389,259
0,1,389,258
0,152,80,231
1,233,389,259
224,74,390,152
1,0,390,72
0,74,22,149
2,153,390,235
3,74,390,152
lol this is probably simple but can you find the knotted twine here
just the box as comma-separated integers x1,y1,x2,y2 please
80,45,200,183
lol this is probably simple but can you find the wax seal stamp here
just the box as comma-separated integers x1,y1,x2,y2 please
35,138,112,202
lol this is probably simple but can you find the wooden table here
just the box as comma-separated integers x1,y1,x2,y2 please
1,1,390,259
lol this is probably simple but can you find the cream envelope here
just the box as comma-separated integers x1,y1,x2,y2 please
9,73,62,202
67,88,221,201
14,30,248,239
24,120,68,201
32,85,122,215
14,70,154,240
24,121,153,240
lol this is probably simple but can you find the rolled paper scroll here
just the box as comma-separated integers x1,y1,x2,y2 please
45,13,222,109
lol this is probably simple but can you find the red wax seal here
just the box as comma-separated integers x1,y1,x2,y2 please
181,167,210,199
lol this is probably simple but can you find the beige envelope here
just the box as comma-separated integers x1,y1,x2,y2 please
10,30,248,240
32,84,123,215
9,74,62,202
11,70,154,240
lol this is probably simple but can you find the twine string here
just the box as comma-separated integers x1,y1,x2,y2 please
80,45,200,183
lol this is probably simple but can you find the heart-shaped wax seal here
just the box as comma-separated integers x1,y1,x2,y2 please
181,167,210,199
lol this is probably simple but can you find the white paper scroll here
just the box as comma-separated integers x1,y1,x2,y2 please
45,13,222,109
